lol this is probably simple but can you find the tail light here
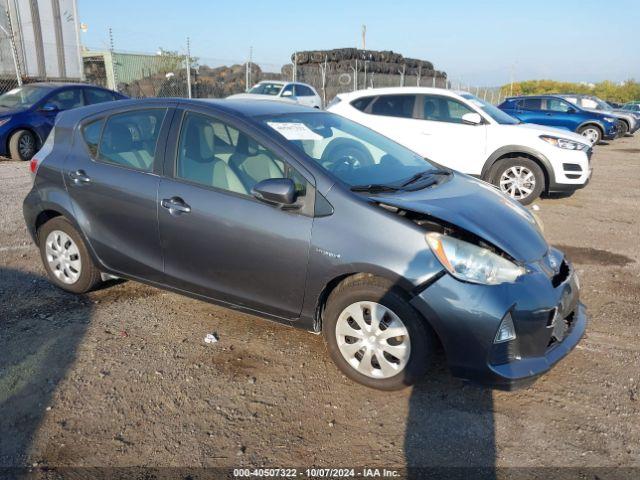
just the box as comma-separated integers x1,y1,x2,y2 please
30,156,41,174
30,129,55,177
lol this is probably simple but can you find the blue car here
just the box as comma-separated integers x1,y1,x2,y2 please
498,95,620,145
0,82,126,161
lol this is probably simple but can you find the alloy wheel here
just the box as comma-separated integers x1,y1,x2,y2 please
18,133,36,159
45,230,82,284
335,301,410,379
499,166,536,200
581,128,599,144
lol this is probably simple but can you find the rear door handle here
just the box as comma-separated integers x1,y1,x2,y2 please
69,169,91,185
161,197,191,215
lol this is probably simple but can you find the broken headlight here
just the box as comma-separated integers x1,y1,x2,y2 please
426,233,526,285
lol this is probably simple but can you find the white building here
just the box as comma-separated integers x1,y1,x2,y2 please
0,0,82,81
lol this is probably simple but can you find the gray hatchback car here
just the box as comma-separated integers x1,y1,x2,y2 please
23,98,587,390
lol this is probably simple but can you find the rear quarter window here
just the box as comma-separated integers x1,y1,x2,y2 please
82,119,105,157
351,96,375,112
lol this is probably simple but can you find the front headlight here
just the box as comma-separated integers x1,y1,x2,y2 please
0,117,11,128
426,233,526,285
539,135,588,151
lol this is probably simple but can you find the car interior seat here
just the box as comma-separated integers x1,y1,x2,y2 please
179,122,247,194
229,133,284,190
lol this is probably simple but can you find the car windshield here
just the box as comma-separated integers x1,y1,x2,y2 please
460,93,520,125
0,85,51,108
261,112,438,188
248,83,284,96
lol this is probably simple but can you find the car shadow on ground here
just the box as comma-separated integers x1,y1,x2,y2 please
0,267,94,467
404,362,496,478
398,252,497,477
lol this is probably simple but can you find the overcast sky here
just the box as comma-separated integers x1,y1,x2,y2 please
78,0,640,86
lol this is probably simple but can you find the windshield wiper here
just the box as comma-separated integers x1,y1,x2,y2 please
350,184,400,193
401,169,450,187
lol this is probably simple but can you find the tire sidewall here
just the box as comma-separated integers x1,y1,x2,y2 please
579,125,602,145
491,157,545,205
322,280,431,390
10,129,37,161
38,217,98,293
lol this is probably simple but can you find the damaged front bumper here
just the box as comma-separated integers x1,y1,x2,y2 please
410,255,587,390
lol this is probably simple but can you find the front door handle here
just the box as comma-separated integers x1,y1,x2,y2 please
69,169,91,185
161,197,191,215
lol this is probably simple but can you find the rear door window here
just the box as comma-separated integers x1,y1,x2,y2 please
351,96,375,112
370,95,416,118
82,119,105,157
97,109,167,172
519,98,542,110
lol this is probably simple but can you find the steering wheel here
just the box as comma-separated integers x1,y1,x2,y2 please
321,139,374,175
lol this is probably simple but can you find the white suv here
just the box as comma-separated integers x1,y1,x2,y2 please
328,87,592,204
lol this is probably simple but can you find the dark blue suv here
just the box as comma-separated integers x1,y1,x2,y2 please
498,95,620,145
0,83,126,161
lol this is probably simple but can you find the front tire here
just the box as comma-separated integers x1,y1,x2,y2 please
578,124,602,145
38,217,102,293
322,276,432,390
490,157,545,205
9,129,37,161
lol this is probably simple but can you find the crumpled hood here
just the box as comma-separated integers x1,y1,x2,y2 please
373,173,548,262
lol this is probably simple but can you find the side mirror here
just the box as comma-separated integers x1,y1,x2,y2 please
40,103,59,113
461,112,483,125
566,107,577,114
252,178,297,206
281,90,293,98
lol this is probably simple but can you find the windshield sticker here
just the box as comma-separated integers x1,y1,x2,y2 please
266,122,323,141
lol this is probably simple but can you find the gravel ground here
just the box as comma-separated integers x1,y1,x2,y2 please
0,136,639,473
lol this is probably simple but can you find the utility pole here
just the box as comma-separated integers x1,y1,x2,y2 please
186,36,192,98
109,27,118,90
361,24,366,50
292,51,297,82
245,46,253,91
510,63,514,97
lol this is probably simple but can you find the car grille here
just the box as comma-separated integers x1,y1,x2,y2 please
547,310,576,348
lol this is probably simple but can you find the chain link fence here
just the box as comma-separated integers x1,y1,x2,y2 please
1,22,508,107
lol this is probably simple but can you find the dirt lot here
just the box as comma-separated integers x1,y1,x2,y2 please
1,135,639,474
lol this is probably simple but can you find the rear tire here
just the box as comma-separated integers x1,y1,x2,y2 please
38,216,102,294
578,124,602,145
322,275,432,390
490,157,545,205
9,129,37,161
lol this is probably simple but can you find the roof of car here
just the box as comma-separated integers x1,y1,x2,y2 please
198,98,317,117
338,87,466,100
22,82,99,89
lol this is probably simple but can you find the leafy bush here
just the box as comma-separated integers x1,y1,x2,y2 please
501,80,640,103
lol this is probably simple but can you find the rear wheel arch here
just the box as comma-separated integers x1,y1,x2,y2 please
34,209,64,239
